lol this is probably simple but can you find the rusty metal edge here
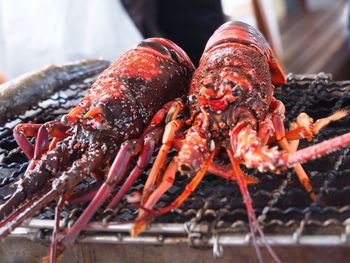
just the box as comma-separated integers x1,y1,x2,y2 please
7,219,350,247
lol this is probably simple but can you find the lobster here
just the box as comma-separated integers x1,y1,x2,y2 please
130,21,350,262
0,38,195,262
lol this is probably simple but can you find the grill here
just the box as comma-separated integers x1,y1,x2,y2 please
1,73,350,262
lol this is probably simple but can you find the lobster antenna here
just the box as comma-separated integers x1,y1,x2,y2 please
227,149,281,263
248,215,264,263
0,187,58,239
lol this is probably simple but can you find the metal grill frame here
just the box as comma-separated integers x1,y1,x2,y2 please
1,73,350,261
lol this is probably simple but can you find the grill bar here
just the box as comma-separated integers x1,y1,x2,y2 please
9,219,350,246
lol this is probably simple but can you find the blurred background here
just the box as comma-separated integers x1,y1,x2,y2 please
0,0,349,82
221,0,350,80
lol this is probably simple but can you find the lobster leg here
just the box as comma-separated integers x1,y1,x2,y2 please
48,195,65,263
132,151,215,236
60,128,165,247
107,128,163,209
269,99,315,200
208,162,258,184
267,109,348,143
13,121,69,160
279,138,315,200
66,101,181,209
144,100,184,134
70,101,178,208
132,158,178,236
285,109,348,141
59,102,182,247
140,102,185,204
173,134,258,184
0,137,75,228
270,102,347,199
0,184,58,239
59,138,144,247
69,184,102,205
14,121,70,173
106,100,182,210
133,116,213,236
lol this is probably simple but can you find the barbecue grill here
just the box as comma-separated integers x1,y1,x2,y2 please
0,73,350,263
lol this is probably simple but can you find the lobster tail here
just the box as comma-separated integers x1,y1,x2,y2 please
203,21,285,86
204,21,271,55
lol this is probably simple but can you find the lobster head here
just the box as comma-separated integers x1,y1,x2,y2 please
189,21,285,118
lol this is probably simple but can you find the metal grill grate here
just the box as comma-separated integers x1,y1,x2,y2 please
1,73,350,253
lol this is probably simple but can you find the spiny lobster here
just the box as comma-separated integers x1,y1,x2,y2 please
129,21,350,262
0,38,195,262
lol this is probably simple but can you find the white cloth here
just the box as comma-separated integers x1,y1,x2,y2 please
0,0,142,79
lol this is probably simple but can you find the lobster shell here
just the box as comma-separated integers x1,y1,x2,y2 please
204,21,285,86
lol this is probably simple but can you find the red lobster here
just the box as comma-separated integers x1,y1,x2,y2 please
0,38,195,261
130,21,350,262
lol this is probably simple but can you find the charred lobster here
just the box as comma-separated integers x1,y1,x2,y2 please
0,38,195,261
131,21,350,262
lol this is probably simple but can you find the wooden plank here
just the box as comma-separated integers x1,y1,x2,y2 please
287,15,345,73
281,0,344,65
281,0,348,74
